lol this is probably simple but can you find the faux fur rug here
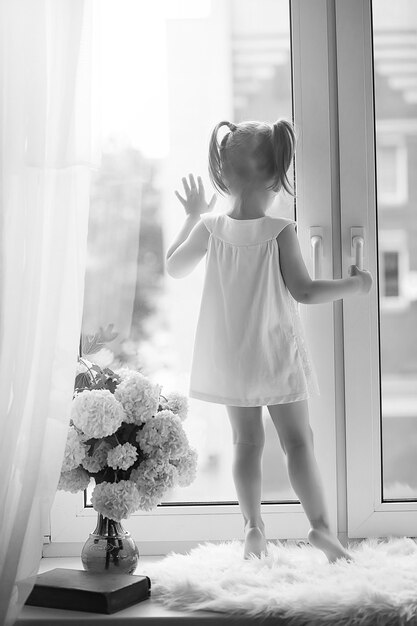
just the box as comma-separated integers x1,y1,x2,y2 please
144,537,417,625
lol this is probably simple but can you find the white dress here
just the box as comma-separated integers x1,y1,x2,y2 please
188,213,321,407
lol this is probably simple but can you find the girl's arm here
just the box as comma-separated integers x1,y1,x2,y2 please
165,174,217,279
278,224,373,304
165,218,209,278
165,213,201,261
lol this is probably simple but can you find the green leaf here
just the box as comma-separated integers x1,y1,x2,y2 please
90,380,105,390
74,372,91,392
99,324,118,342
105,377,118,394
103,367,120,380
81,324,119,356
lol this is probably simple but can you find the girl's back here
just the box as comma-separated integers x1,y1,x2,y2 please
188,212,320,407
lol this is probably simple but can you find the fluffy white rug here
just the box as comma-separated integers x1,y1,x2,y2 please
144,537,417,625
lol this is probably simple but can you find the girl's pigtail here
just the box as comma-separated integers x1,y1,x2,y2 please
208,120,236,195
270,119,296,195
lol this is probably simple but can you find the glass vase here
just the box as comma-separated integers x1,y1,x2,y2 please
81,513,139,574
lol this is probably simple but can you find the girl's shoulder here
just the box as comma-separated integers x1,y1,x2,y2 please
267,216,298,236
200,213,297,245
200,212,219,233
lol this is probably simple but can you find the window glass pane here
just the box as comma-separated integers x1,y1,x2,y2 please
373,0,417,500
83,0,296,506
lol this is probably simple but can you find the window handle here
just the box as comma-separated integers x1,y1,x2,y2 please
351,227,365,270
310,226,323,279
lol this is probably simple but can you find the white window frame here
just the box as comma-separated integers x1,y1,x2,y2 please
338,0,417,538
47,0,347,556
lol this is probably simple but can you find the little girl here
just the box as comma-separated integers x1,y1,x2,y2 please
165,119,373,562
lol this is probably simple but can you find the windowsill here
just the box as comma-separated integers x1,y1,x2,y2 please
16,557,284,625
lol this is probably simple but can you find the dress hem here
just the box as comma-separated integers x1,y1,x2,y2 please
188,388,320,407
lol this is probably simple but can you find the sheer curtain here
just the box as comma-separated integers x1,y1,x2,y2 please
0,1,101,624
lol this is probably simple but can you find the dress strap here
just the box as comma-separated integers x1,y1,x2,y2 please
274,217,297,237
200,213,297,245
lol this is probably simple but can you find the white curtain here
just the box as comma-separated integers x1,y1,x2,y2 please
0,1,101,624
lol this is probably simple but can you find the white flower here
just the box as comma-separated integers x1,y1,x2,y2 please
107,443,138,471
114,368,160,425
61,426,88,472
130,456,177,489
136,410,189,460
130,458,177,511
82,440,112,473
160,391,189,421
171,447,198,487
91,480,141,521
71,389,126,439
58,467,90,493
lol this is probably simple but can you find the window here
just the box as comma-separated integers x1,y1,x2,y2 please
50,0,315,554
339,0,417,537
50,0,417,552
80,0,296,509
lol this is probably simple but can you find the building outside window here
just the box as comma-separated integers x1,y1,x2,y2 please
376,137,408,206
378,230,409,309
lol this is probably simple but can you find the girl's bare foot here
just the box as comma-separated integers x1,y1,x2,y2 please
308,527,353,564
243,523,268,559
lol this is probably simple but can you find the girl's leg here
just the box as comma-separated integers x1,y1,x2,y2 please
267,399,352,563
226,405,267,558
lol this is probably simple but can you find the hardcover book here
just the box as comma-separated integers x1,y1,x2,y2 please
25,567,151,614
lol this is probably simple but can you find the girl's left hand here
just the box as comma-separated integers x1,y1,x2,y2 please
175,174,217,218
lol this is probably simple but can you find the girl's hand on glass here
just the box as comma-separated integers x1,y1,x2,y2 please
348,264,373,294
175,173,217,218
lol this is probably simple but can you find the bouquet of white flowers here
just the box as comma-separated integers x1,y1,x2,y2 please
58,326,197,522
